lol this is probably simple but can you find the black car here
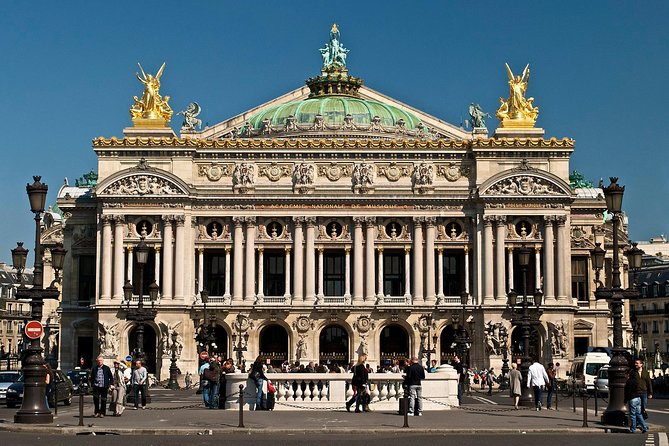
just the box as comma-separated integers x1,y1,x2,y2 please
66,369,91,393
6,369,74,408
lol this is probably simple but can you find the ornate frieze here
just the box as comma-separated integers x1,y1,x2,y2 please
377,162,411,182
486,175,563,196
571,225,595,249
293,163,316,193
412,162,434,194
548,320,569,357
318,162,352,181
198,163,233,182
436,162,470,182
99,174,184,196
292,316,315,333
258,162,292,182
352,163,375,194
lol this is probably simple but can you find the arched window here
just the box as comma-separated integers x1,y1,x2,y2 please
319,325,349,365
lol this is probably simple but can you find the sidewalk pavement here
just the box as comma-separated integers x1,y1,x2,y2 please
0,388,664,435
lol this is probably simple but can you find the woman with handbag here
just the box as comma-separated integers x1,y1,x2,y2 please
110,360,127,416
249,356,268,410
346,354,369,413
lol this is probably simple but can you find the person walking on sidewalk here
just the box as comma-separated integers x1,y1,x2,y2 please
633,358,653,418
131,359,148,410
625,368,649,433
110,360,127,416
249,356,268,410
527,358,549,411
346,354,369,413
545,363,557,410
206,357,222,409
508,363,522,409
486,368,495,395
90,355,113,417
405,356,426,416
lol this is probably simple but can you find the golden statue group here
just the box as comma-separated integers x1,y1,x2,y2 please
130,62,173,127
496,63,539,128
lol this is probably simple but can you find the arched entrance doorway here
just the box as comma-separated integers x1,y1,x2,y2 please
210,324,229,358
511,325,541,363
129,324,157,373
379,324,409,364
319,325,349,366
440,325,456,364
259,325,288,367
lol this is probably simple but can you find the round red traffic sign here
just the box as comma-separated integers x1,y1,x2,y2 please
199,351,209,360
25,321,44,340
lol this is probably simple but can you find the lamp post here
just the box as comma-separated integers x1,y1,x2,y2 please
167,331,180,390
14,176,67,424
196,289,215,361
232,314,249,369
630,312,640,358
453,292,472,366
507,244,543,407
591,177,641,426
421,314,437,371
122,237,158,364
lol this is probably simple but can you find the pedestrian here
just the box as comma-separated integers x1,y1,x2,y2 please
89,355,113,417
527,358,549,411
205,358,221,409
110,360,127,416
131,359,148,409
546,363,556,410
405,356,425,416
198,358,210,402
249,355,268,410
486,368,495,395
508,363,522,409
184,371,193,389
624,369,649,433
346,353,369,413
633,358,653,419
451,355,465,404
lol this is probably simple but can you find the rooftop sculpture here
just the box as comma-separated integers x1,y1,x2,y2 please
496,63,539,128
130,62,173,127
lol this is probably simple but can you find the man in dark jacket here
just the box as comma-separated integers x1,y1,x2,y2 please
633,358,653,414
90,355,114,417
405,356,426,416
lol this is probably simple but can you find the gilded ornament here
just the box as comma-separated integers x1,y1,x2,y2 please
496,63,539,128
129,63,173,127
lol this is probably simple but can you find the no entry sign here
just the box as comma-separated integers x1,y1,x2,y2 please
200,351,209,360
25,321,43,340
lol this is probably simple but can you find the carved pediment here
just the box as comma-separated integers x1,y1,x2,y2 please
484,174,564,196
573,319,594,331
98,173,187,196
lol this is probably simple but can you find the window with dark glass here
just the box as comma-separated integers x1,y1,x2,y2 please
324,251,344,296
78,255,96,305
571,257,588,301
204,251,226,296
444,250,464,296
383,250,404,296
264,250,285,296
653,320,659,333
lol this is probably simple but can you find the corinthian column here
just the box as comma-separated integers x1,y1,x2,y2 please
377,247,384,297
154,246,161,287
364,217,376,302
353,217,364,303
245,217,257,301
404,246,412,300
126,247,133,282
543,216,555,302
344,247,351,299
555,215,568,301
507,247,514,292
317,247,325,298
304,217,316,302
161,215,174,299
483,216,494,304
292,217,304,301
284,247,291,299
437,247,444,300
112,216,125,300
412,217,424,301
495,216,507,302
232,217,244,302
535,247,542,292
224,247,231,299
257,246,264,298
197,247,204,294
424,217,436,303
100,215,113,300
174,215,186,300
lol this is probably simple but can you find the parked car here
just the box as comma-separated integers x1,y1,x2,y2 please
595,365,609,396
0,371,21,404
6,369,73,408
567,352,610,393
66,369,91,393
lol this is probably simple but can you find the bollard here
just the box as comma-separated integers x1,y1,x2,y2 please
572,386,577,413
403,390,409,428
78,389,84,427
238,384,244,428
554,385,559,411
53,383,58,416
594,387,598,416
582,393,588,427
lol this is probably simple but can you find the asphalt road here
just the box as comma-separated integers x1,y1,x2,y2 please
0,432,664,446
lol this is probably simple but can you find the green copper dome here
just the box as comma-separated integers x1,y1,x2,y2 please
249,96,422,130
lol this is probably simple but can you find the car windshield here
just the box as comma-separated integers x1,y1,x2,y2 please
586,363,608,375
0,373,20,383
599,370,608,379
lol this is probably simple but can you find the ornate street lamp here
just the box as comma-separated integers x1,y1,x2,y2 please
232,313,249,368
167,331,180,390
592,177,640,426
196,289,215,360
507,244,543,407
453,292,472,366
421,314,437,371
14,176,67,424
626,242,644,287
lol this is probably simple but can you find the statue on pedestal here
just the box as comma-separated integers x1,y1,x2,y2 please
496,63,539,128
130,62,173,126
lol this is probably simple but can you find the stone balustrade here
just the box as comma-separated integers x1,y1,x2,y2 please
224,364,458,410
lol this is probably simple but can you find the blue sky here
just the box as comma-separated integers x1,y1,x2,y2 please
1,1,668,263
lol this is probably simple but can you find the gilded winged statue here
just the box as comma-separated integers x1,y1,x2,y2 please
130,62,173,124
496,63,539,128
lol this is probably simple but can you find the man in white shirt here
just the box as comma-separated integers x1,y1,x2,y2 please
527,358,550,411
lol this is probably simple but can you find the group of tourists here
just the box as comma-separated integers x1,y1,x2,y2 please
89,355,149,417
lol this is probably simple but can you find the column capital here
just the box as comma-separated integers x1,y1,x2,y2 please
363,216,376,226
127,246,134,252
113,215,125,225
232,216,244,226
555,215,567,225
101,214,114,225
197,247,204,254
225,247,232,254
257,246,264,253
464,245,469,254
483,215,495,226
155,246,161,253
535,246,542,254
377,246,384,253
352,216,365,226
344,246,351,253
292,216,306,224
543,215,557,223
493,215,507,225
161,214,175,224
507,246,514,252
175,215,186,226
305,216,317,226
412,216,426,223
425,216,437,226
244,216,257,226
437,246,443,253
285,246,292,253
404,246,411,254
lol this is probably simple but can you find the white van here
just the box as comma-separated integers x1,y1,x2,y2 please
568,353,610,393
